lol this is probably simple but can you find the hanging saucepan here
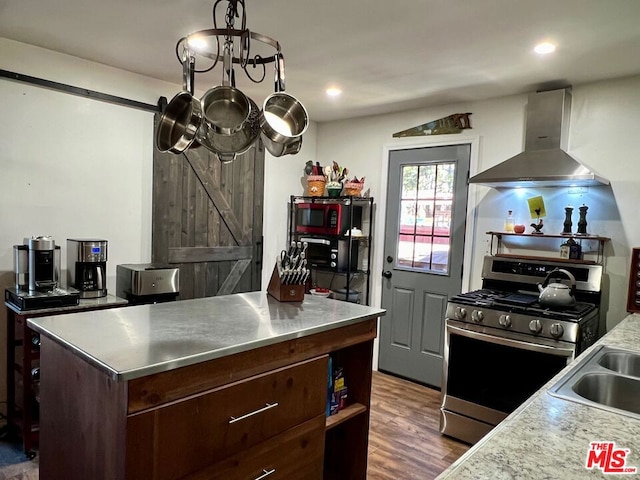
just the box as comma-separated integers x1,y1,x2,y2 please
155,53,203,154
156,91,203,153
200,85,252,136
195,41,257,163
197,97,261,164
200,41,252,136
260,91,309,157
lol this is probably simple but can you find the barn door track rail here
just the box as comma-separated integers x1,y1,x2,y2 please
0,68,165,113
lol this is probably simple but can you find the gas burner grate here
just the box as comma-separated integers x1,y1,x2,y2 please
526,302,597,321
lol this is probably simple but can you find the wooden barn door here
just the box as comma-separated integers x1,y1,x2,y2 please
152,118,265,299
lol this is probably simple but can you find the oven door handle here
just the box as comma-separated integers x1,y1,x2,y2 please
447,324,575,358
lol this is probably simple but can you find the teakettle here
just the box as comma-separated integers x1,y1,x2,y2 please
537,268,576,308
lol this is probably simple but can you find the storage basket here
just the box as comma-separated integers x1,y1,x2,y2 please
307,175,326,197
344,182,364,196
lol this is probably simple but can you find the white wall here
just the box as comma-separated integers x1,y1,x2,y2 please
261,123,318,288
0,38,181,290
315,76,640,341
0,39,180,411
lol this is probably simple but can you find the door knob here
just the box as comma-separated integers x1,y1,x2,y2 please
382,270,392,279
386,256,394,263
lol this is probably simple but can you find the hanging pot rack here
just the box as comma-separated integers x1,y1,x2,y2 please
173,0,285,90
155,0,307,162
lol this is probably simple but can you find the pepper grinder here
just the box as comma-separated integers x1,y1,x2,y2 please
562,206,573,235
577,204,588,235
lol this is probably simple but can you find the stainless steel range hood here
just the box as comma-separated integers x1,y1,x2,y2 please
469,88,609,188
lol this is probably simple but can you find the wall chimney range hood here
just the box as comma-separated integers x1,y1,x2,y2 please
469,88,609,188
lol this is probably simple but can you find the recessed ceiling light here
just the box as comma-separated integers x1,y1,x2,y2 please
534,42,556,54
326,87,342,97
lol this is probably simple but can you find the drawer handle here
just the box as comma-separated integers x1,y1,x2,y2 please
254,468,276,480
228,402,279,424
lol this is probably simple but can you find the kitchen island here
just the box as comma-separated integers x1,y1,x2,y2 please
437,313,640,479
28,292,385,480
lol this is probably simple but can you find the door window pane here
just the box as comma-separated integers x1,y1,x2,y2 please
397,162,455,273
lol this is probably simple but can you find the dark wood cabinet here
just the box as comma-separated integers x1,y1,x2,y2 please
36,317,378,479
4,295,127,458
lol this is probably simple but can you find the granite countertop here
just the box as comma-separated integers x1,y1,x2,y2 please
28,292,385,381
437,313,640,479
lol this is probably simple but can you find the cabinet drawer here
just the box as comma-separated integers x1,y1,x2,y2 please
182,415,325,480
126,356,327,480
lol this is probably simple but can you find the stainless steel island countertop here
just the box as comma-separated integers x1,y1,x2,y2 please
27,292,385,381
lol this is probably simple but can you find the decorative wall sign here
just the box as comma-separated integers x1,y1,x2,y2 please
527,195,547,234
392,113,472,137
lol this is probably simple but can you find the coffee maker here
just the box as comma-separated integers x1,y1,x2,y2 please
67,239,108,298
8,236,78,311
13,236,61,292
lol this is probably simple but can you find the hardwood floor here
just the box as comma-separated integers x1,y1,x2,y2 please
0,371,467,479
367,371,469,479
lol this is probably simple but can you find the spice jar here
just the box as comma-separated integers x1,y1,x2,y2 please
505,210,515,232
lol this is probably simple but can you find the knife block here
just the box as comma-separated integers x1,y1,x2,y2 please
267,265,305,302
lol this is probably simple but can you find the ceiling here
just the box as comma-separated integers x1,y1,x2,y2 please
2,0,640,122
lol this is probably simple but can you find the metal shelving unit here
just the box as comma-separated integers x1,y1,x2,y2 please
289,195,374,305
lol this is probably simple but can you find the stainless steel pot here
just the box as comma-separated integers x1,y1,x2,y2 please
156,53,203,154
155,91,203,153
197,97,261,164
200,85,252,136
259,92,308,157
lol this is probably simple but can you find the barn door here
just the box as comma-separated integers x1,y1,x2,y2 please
152,115,265,299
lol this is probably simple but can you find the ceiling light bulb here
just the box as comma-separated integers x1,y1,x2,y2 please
188,36,208,51
326,87,342,97
534,42,556,54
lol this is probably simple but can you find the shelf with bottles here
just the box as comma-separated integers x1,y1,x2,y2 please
486,231,610,264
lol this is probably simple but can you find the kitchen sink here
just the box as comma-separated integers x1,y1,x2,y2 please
548,345,640,420
598,350,640,377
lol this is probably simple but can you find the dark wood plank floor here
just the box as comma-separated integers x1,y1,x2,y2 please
367,371,469,479
0,371,467,479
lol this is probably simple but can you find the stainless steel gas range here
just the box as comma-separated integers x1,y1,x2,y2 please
440,255,603,445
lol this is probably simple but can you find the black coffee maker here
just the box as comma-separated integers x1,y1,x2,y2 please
67,239,108,298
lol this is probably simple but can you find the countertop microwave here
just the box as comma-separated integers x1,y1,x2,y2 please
294,202,362,236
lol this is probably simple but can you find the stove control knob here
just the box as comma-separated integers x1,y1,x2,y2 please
550,323,565,338
499,314,512,328
454,307,467,320
529,319,542,334
471,310,484,323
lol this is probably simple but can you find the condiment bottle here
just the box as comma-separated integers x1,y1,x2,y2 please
568,238,582,260
505,210,515,232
